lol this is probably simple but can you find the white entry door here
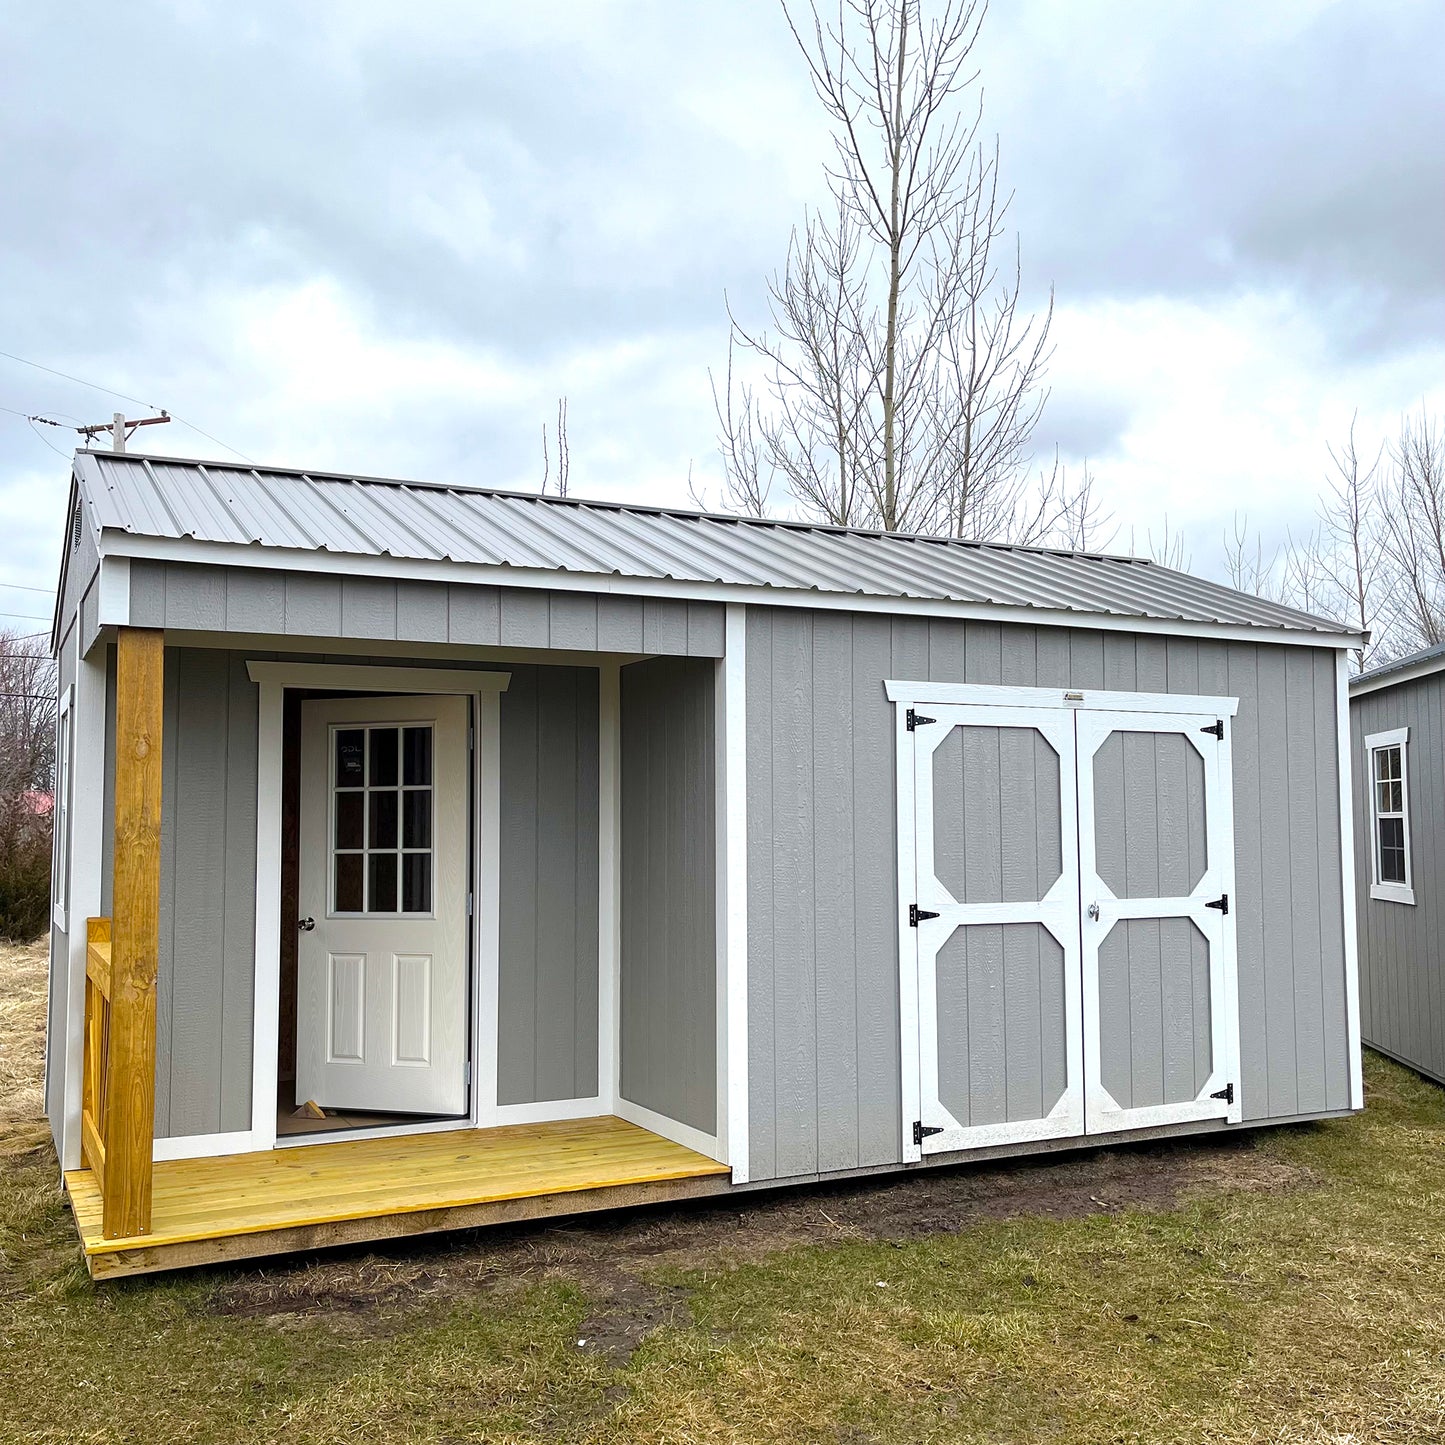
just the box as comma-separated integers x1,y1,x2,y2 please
296,694,470,1116
1076,709,1241,1134
902,687,1242,1158
910,703,1086,1154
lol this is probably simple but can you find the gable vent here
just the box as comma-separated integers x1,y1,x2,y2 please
71,502,82,551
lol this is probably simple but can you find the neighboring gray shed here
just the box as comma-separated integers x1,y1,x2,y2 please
46,448,1365,1276
1349,643,1445,1086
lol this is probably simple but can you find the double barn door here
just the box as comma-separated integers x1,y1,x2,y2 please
897,685,1242,1159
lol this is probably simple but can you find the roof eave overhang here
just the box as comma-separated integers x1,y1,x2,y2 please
93,529,1368,652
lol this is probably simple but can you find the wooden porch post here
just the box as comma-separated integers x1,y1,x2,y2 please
101,627,164,1239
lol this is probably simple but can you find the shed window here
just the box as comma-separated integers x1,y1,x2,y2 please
1367,727,1414,905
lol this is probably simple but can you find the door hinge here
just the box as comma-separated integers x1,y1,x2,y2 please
909,904,940,927
1210,1082,1235,1105
1205,893,1229,915
1200,719,1225,740
906,708,936,731
913,1120,944,1145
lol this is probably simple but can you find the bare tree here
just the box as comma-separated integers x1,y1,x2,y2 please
0,630,56,940
717,0,1065,539
539,397,570,498
1378,407,1445,653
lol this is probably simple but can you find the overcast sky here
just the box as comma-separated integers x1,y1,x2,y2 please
2,0,1442,617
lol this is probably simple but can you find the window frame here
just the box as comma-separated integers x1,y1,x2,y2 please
1366,725,1415,905
52,684,73,930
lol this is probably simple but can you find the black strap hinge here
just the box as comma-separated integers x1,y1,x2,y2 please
1205,893,1229,915
1210,1082,1235,1105
913,1121,944,1145
906,708,936,731
909,904,940,927
1200,719,1225,739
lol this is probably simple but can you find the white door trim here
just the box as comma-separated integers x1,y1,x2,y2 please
910,702,1087,1156
1336,650,1364,1109
886,680,1241,718
1075,707,1243,1133
891,679,1245,1163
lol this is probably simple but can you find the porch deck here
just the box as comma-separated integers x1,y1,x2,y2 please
65,1116,732,1279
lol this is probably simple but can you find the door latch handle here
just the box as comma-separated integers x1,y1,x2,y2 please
298,917,315,932
1087,902,1100,921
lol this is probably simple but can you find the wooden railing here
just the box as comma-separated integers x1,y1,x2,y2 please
81,918,112,1196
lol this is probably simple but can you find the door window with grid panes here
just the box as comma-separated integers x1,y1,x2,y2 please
331,722,434,915
1366,727,1414,905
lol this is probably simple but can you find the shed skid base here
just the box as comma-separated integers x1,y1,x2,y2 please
64,1116,731,1279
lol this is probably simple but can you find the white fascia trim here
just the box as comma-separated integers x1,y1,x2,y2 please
884,680,1241,717
719,603,749,1183
614,1095,724,1163
99,531,1363,652
1336,653,1363,1109
246,661,511,694
1350,655,1445,698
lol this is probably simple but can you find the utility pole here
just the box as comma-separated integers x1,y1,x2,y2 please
76,410,171,453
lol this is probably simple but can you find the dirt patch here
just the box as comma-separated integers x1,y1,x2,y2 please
0,938,48,1127
206,1127,1313,1344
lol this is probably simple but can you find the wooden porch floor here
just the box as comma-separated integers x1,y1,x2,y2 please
65,1116,732,1279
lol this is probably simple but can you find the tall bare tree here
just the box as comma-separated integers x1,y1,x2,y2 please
717,0,1065,539
1378,407,1445,652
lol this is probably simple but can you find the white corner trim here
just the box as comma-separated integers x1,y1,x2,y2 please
246,661,511,694
95,554,131,627
1336,653,1363,1109
1364,724,1415,907
884,680,1241,717
51,683,74,932
60,641,106,1171
598,662,621,1116
614,1095,722,1162
719,603,749,1183
100,531,1364,652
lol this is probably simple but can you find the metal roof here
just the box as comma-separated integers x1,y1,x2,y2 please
73,449,1354,637
1350,640,1445,694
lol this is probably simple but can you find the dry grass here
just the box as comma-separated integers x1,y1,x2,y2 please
3,939,1445,1442
0,937,47,1128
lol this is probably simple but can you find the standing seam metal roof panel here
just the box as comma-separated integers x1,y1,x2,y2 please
74,450,1353,636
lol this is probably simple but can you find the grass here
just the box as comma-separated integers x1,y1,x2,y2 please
3,933,1445,1443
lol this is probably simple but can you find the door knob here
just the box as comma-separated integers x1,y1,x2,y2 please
1087,902,1100,921
298,916,315,932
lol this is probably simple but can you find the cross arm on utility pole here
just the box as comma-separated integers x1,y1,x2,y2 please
76,411,170,454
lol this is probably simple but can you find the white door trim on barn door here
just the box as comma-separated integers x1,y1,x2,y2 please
909,702,1086,1154
886,681,1242,1164
1075,706,1242,1135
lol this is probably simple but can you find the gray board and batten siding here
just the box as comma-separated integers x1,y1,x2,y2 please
126,559,725,658
744,605,1352,1186
618,656,718,1135
1351,669,1445,1086
95,645,602,1138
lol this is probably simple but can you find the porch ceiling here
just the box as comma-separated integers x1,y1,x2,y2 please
65,1116,730,1278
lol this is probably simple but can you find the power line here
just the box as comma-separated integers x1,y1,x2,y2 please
0,692,57,702
0,582,55,596
0,349,254,463
0,610,52,622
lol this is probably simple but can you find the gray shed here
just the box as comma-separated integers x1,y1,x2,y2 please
1349,643,1445,1086
45,448,1364,1276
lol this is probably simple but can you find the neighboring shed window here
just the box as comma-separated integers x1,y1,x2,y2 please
1367,726,1414,905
